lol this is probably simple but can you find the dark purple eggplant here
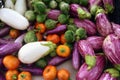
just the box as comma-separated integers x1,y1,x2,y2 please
96,13,113,37
48,56,71,66
72,42,81,70
99,68,119,80
76,55,105,80
86,36,104,51
0,42,22,56
47,10,61,20
112,22,120,38
74,18,97,36
0,27,10,37
45,25,67,35
0,58,3,68
19,67,43,75
103,34,120,70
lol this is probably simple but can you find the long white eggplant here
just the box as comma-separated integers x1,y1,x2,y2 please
18,41,56,64
5,0,15,9
14,0,27,15
0,8,29,30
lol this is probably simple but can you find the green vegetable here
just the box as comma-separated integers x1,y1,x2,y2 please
64,30,75,43
42,0,50,4
45,19,58,29
36,14,47,23
68,18,74,24
63,0,71,3
49,0,57,9
24,31,37,43
59,2,70,14
79,0,88,6
64,43,73,50
71,0,79,3
75,28,87,41
90,5,102,16
25,10,36,21
49,50,57,57
67,24,77,32
56,0,62,3
35,58,48,68
58,14,69,24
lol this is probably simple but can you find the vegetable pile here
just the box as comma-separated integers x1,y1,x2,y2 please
0,0,120,80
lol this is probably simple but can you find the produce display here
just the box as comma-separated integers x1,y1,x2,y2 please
0,0,120,80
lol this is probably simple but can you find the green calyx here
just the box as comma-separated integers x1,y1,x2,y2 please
12,74,17,80
105,4,114,13
105,68,120,78
96,8,106,16
85,55,96,70
114,64,120,71
90,5,102,16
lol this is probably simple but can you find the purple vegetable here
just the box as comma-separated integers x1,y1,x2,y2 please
45,25,67,35
0,27,10,37
74,18,97,36
14,33,25,44
99,68,119,80
72,42,81,70
48,56,71,66
112,22,120,38
0,39,14,45
47,10,61,20
102,0,114,13
89,0,102,6
103,34,120,70
96,13,113,37
0,58,3,68
19,67,43,75
0,72,5,80
78,40,95,57
0,42,22,56
76,55,105,80
86,36,104,51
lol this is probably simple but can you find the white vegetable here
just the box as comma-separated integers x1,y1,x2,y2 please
18,41,56,64
14,0,27,15
0,8,29,30
5,0,15,9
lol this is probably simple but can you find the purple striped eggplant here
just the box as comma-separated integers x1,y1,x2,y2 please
47,10,61,20
0,27,10,37
72,42,81,70
87,36,104,51
99,68,119,80
103,34,120,70
112,22,120,38
96,13,113,37
102,0,114,13
74,18,97,36
76,55,105,80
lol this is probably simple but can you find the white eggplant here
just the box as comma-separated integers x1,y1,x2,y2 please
18,41,56,64
0,8,29,30
14,0,27,15
5,0,15,9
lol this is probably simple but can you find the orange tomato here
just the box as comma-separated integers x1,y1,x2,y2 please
56,45,71,57
3,55,20,70
60,34,66,44
57,69,70,80
35,32,43,41
46,34,60,44
18,71,32,80
5,70,19,80
43,65,57,80
9,29,20,39
35,23,46,33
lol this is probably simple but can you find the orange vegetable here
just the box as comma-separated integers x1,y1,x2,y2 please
46,34,60,44
3,55,20,70
35,23,46,33
60,34,66,44
43,65,57,80
9,29,20,39
18,71,32,80
35,32,43,41
57,68,70,80
5,70,19,80
56,45,71,57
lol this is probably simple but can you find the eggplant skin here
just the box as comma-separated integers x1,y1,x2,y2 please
112,22,120,38
99,73,117,80
96,13,113,37
103,34,120,65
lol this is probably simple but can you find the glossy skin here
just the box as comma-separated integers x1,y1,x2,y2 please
112,22,120,38
99,73,117,80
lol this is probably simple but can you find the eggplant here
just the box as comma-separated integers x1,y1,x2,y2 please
19,67,43,75
74,18,97,36
76,55,105,80
0,42,22,56
99,68,119,80
86,36,104,51
0,27,10,37
48,56,71,66
0,38,14,45
72,42,81,70
0,58,3,68
47,10,61,20
112,22,120,38
96,13,113,37
103,34,120,70
0,72,5,80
